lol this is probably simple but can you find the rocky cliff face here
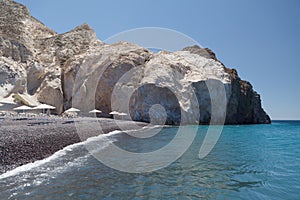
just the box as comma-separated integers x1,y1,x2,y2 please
0,0,271,124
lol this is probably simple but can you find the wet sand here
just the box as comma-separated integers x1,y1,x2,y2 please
0,117,148,174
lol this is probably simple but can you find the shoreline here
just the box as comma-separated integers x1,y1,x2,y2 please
0,116,148,174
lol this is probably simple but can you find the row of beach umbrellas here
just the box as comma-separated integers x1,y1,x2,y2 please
0,99,127,116
12,105,85,114
9,104,127,116
12,104,56,113
64,108,102,114
64,109,128,117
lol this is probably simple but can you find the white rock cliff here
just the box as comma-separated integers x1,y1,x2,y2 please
0,0,270,124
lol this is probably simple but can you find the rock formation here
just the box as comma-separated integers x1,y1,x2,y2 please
0,0,270,124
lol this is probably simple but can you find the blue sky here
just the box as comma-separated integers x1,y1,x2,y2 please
16,0,300,120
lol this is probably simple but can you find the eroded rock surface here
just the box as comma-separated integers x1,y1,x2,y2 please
0,0,270,124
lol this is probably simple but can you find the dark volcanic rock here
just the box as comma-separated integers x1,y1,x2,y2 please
225,68,271,124
182,45,218,61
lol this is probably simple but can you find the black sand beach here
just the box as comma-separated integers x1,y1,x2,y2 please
0,117,148,174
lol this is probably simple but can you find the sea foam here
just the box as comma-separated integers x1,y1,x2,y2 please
0,130,122,180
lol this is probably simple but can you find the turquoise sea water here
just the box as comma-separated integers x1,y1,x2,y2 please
0,121,300,199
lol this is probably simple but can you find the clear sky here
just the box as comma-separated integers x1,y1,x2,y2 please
16,0,300,120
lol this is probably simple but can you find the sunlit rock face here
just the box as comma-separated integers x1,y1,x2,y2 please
0,0,270,124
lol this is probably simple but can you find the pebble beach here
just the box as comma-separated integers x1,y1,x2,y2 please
0,116,148,174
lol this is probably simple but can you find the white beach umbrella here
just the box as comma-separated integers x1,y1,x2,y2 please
109,111,120,115
13,105,32,113
34,104,56,110
13,105,32,110
118,112,128,120
89,109,102,113
34,103,56,114
65,107,80,112
0,98,16,105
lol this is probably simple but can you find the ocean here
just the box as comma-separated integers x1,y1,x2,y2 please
0,121,299,199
